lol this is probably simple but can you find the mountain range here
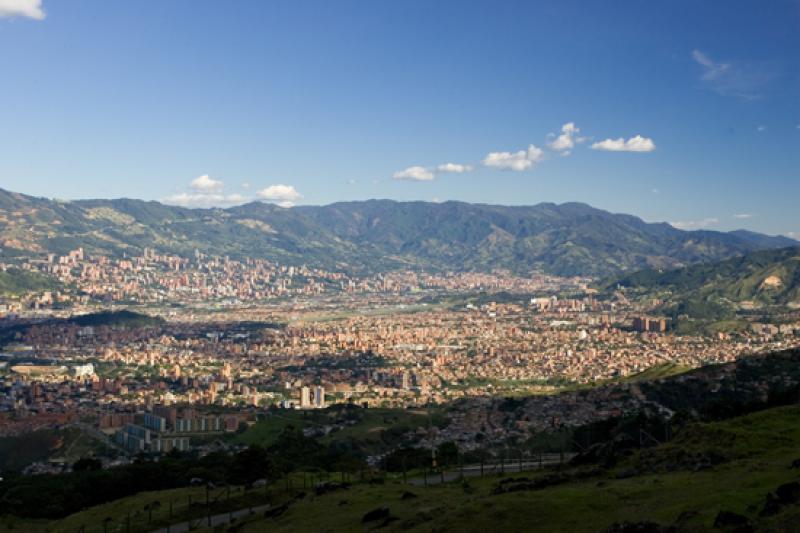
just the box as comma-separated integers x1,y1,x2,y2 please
605,246,800,307
0,188,795,277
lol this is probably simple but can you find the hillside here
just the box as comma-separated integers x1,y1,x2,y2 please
9,404,800,532
0,188,795,277
605,246,800,307
0,268,60,297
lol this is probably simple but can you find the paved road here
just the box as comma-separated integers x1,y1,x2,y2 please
408,456,572,485
150,457,574,531
150,504,271,533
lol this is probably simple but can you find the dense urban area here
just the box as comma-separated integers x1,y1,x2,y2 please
2,246,799,478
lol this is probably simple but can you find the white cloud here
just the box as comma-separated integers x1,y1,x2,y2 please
0,0,45,20
162,175,250,208
591,135,656,153
162,192,248,208
257,184,302,202
393,162,473,182
436,163,473,173
547,122,585,152
757,125,767,132
692,49,730,82
691,49,774,99
482,144,544,171
190,174,224,191
733,213,752,219
788,232,800,241
670,218,719,230
393,166,434,181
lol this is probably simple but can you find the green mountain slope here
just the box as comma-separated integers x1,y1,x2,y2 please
14,404,800,533
0,268,60,296
605,246,800,306
1,188,795,277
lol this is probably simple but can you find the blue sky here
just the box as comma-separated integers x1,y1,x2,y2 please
0,0,798,237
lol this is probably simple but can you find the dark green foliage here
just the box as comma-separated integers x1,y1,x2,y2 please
0,268,59,296
382,447,432,472
0,427,366,520
604,246,800,306
0,188,793,277
72,457,102,472
69,310,164,328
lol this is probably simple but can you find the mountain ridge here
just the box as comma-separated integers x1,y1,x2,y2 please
0,187,795,277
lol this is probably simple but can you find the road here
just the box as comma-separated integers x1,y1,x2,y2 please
149,456,574,532
408,455,573,485
150,504,271,533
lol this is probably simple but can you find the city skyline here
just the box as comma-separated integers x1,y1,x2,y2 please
1,0,798,236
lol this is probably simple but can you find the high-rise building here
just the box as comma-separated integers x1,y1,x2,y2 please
313,386,325,408
300,386,312,408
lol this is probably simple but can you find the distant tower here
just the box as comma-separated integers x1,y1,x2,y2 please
300,386,311,408
313,386,325,408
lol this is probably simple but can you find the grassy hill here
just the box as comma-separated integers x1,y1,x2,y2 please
1,187,795,277
605,246,800,306
10,404,800,532
600,246,800,332
67,310,164,328
0,268,59,297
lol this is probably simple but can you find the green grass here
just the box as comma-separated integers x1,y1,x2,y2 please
8,405,800,532
0,268,58,297
235,408,437,453
234,412,311,447
620,362,692,383
224,406,800,531
0,427,110,472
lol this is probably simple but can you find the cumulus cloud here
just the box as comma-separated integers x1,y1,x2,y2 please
691,49,775,99
190,174,224,191
257,184,302,202
670,218,719,230
788,232,800,241
392,166,435,181
0,0,45,20
547,122,586,152
733,213,752,219
162,174,250,208
482,144,544,171
393,162,474,182
436,163,473,173
591,135,656,152
163,192,248,208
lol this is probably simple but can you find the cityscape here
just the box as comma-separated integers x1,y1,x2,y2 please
1,0,799,531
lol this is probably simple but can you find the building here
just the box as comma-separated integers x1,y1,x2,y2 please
633,316,668,333
71,363,95,378
300,386,312,408
313,386,325,408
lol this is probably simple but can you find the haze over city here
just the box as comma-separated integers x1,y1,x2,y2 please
1,1,800,532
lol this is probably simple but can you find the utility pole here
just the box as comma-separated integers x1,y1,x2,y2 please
206,483,211,527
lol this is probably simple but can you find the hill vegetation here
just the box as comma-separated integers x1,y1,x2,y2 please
605,246,800,306
0,268,59,297
67,310,164,328
600,246,800,332
6,404,800,532
1,188,795,277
